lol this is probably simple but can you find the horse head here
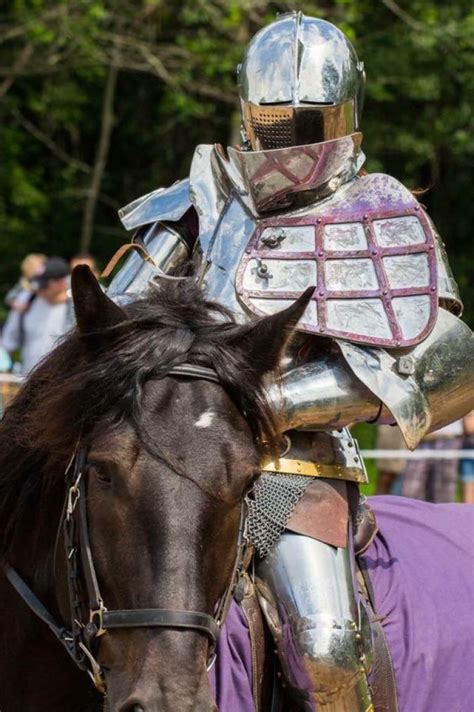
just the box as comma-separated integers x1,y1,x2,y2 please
46,267,310,712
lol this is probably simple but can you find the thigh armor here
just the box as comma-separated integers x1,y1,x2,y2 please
256,532,373,712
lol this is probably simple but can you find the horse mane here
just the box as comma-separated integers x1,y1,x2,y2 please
0,280,279,560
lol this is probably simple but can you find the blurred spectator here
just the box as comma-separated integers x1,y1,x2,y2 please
2,257,73,374
461,411,474,504
70,253,100,279
375,424,406,495
0,344,12,372
401,419,464,503
5,253,46,312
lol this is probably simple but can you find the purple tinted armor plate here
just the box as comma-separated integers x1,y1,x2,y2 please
236,200,438,348
226,133,362,213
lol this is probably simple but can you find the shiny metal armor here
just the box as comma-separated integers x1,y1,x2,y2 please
257,533,373,712
237,11,365,149
109,13,473,711
236,173,440,348
108,140,473,712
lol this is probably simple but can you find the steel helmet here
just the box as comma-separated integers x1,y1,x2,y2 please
237,12,365,150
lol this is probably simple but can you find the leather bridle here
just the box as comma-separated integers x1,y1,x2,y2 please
3,364,253,693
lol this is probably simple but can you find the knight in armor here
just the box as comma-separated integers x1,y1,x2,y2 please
107,12,474,711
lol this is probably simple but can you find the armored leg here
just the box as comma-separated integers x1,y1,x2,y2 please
256,532,373,712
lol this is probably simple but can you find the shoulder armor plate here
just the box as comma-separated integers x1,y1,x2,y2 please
118,178,191,231
236,173,438,348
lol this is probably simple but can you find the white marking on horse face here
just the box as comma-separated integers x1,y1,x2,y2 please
195,410,215,429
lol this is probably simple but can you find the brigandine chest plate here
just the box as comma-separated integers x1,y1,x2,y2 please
236,175,438,347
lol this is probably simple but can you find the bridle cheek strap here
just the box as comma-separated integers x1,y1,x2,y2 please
78,466,221,648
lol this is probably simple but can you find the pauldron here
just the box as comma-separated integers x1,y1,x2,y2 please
235,173,441,348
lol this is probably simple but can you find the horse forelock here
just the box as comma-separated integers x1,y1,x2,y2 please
0,279,278,561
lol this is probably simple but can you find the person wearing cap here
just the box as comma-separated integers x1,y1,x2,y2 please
1,257,73,374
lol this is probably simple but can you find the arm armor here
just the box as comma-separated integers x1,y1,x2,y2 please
108,180,193,301
107,222,191,301
267,352,382,432
269,309,473,449
338,308,474,449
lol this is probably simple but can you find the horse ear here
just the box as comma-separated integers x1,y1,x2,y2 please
232,287,315,377
71,265,128,334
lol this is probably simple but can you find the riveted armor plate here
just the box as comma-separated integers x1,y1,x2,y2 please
236,176,438,348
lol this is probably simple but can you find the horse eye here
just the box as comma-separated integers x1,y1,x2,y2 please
88,463,112,486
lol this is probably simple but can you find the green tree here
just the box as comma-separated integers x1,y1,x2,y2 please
0,0,472,324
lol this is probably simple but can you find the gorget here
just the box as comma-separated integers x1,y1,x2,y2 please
224,133,365,214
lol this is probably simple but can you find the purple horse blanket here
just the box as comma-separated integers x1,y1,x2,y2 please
210,496,474,711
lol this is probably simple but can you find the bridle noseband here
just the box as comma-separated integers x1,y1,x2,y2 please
3,364,253,694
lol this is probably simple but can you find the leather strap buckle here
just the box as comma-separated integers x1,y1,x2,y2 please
90,603,108,637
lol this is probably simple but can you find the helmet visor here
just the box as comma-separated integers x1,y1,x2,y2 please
242,100,356,151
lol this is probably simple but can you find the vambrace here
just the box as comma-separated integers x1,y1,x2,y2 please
109,178,193,302
107,222,190,301
267,309,473,449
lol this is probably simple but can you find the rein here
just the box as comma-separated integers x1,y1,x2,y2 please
3,363,253,694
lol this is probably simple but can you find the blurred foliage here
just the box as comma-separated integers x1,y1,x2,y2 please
352,422,378,495
0,0,473,327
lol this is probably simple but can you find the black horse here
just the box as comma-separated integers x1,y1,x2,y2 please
0,266,309,712
2,268,474,712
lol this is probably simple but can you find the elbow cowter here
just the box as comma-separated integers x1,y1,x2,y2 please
266,353,382,432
